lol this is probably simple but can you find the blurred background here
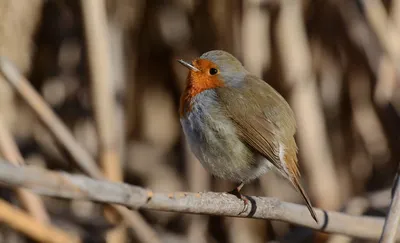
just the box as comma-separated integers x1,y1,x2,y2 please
0,0,399,242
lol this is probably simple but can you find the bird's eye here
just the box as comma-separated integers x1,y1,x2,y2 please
209,68,218,75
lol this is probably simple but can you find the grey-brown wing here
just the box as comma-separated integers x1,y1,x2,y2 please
216,75,296,174
217,76,318,222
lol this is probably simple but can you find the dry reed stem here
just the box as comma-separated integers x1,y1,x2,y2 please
241,0,270,76
276,0,340,210
0,117,24,166
379,173,400,243
81,0,121,182
0,56,161,243
363,0,400,69
0,116,51,223
0,161,395,241
392,0,400,27
209,0,235,51
336,0,381,73
107,19,127,175
0,198,80,243
349,70,389,164
81,0,125,242
363,0,400,109
375,55,396,106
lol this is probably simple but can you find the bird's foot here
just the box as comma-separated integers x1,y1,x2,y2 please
228,187,249,214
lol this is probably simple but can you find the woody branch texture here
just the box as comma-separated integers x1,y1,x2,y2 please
0,161,392,241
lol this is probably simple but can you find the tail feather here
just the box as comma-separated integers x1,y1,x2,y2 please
292,178,318,223
283,139,318,223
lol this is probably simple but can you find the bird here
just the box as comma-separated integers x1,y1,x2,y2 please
177,50,318,222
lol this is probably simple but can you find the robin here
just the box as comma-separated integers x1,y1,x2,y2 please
178,50,318,222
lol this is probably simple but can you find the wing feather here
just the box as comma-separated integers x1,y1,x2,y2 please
216,75,296,176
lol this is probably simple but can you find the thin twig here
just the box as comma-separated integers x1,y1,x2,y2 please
0,117,24,166
349,68,389,163
379,172,400,243
0,56,103,179
241,0,270,76
0,115,51,223
0,161,395,241
0,198,80,243
0,55,161,243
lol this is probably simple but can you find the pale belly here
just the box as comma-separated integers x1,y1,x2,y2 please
180,92,272,183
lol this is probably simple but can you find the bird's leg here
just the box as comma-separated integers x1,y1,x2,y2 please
228,182,249,214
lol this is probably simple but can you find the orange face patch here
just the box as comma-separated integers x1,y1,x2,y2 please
179,59,224,117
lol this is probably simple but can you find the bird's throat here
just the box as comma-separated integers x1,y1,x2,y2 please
179,71,224,117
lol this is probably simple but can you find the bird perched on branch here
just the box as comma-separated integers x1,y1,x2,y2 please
178,50,318,222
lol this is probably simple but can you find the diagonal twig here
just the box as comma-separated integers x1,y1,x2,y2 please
0,116,50,223
0,161,396,241
0,55,161,243
0,115,82,241
0,197,80,243
0,56,103,179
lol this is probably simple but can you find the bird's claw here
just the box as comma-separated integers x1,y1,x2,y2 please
227,187,249,215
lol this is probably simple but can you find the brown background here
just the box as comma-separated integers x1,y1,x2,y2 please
0,0,398,242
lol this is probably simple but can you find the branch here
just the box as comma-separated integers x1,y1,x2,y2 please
0,161,393,241
379,172,400,243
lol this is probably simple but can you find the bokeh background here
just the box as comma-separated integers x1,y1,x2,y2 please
0,0,399,242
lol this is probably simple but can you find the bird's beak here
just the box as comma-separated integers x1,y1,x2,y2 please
177,59,200,72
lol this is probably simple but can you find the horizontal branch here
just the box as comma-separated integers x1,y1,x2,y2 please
0,161,390,240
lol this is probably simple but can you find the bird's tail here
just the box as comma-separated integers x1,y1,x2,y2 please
283,139,318,223
291,177,318,223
